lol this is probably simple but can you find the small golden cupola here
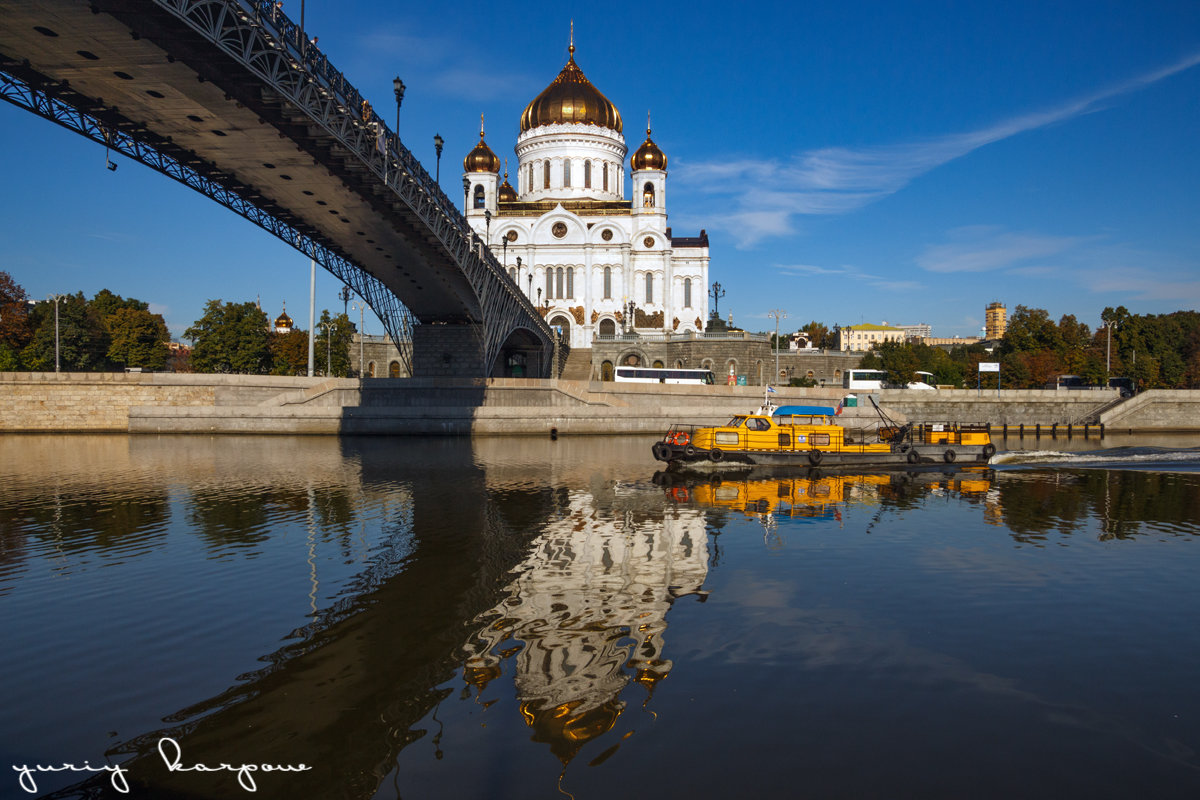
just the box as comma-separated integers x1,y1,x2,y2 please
519,33,622,133
463,115,501,173
498,160,518,203
273,303,294,333
631,115,667,171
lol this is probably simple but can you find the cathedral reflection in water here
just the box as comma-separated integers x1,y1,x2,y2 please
461,490,710,762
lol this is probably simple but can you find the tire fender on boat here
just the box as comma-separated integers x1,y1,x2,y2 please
943,449,956,463
709,448,724,462
684,444,696,457
907,449,921,464
652,443,671,461
808,449,823,466
982,443,996,459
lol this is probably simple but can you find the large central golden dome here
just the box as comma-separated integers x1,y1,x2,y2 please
520,44,622,134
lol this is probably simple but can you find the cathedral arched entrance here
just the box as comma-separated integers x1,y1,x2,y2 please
598,318,616,338
548,314,572,343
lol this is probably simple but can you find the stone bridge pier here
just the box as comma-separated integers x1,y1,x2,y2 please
413,325,555,379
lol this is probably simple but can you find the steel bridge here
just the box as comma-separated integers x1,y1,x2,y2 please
0,0,564,377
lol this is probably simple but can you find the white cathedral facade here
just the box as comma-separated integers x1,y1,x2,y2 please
462,40,710,351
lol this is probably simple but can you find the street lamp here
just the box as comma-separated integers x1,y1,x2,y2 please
484,209,491,254
433,133,443,184
526,269,532,301
462,175,470,214
626,299,637,334
339,285,351,317
320,320,337,376
392,76,405,134
1105,319,1119,379
768,309,786,385
350,301,365,378
46,293,66,372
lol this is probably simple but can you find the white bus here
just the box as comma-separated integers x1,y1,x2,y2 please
843,369,887,390
614,367,716,385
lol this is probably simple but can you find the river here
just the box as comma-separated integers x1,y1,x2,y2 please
2,433,1200,799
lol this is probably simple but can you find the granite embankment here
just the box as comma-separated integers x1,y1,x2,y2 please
1,372,1196,435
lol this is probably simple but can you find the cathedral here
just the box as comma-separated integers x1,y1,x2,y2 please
462,36,710,351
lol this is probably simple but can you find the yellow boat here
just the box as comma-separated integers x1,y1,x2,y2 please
651,403,995,470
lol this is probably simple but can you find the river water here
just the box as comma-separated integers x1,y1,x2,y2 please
3,433,1200,799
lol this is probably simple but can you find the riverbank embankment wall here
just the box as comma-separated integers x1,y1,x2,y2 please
2,372,1197,434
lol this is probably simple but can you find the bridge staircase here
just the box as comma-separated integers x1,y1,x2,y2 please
559,348,595,382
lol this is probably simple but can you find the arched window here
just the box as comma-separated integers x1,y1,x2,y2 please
367,361,376,378
603,162,609,192
473,184,485,209
601,360,614,381
684,277,692,308
643,182,655,208
528,164,533,192
563,158,571,187
543,161,550,189
645,272,653,304
509,267,517,282
545,269,553,301
566,267,574,299
653,360,665,368
555,267,564,299
584,160,592,188
603,266,612,299
599,318,616,337
389,361,401,378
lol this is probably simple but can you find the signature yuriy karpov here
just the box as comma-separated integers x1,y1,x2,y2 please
13,736,312,793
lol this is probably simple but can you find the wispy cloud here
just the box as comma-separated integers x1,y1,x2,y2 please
915,226,1090,273
777,262,923,292
675,51,1200,248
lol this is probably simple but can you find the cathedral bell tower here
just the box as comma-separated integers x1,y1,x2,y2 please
631,116,667,221
463,115,500,218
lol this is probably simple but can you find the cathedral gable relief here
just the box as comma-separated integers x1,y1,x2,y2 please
570,306,585,325
634,308,664,328
672,317,680,330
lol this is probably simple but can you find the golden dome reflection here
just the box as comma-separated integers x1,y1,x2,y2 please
520,40,622,134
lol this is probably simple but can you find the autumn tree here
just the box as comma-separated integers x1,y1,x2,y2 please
0,271,33,370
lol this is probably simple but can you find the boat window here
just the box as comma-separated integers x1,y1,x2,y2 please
725,416,746,428
778,433,791,447
746,417,771,432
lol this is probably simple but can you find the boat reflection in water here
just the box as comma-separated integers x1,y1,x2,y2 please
657,466,999,537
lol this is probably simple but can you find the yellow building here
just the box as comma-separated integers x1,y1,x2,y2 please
986,301,1007,340
838,323,905,351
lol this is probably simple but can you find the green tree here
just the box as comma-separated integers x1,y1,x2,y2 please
21,292,109,371
107,307,169,370
185,300,270,374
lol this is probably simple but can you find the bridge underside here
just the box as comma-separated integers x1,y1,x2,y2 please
413,324,560,378
0,0,564,376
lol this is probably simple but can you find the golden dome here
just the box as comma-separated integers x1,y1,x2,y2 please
273,304,293,331
463,115,501,173
631,123,667,171
520,41,622,133
498,160,517,202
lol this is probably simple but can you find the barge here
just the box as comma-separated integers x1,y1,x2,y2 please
651,402,995,471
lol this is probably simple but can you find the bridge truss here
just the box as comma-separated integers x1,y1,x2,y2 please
0,0,564,377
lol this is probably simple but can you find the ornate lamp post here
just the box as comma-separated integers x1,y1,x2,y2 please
320,320,337,376
462,175,470,214
526,270,532,302
350,301,365,378
768,309,786,384
46,293,66,372
485,209,491,247
339,285,351,317
625,299,637,335
392,77,405,134
709,281,725,322
433,133,444,184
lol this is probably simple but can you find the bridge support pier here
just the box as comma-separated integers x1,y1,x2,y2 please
413,325,551,378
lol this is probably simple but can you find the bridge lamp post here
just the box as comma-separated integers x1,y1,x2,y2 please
392,77,405,134
484,210,491,252
768,309,786,385
434,134,443,184
46,293,66,372
462,176,470,214
350,301,365,378
320,320,337,377
526,270,532,302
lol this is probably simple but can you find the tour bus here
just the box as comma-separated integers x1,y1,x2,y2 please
842,369,887,390
614,367,716,385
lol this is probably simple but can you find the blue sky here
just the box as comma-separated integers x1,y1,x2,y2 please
2,0,1197,340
